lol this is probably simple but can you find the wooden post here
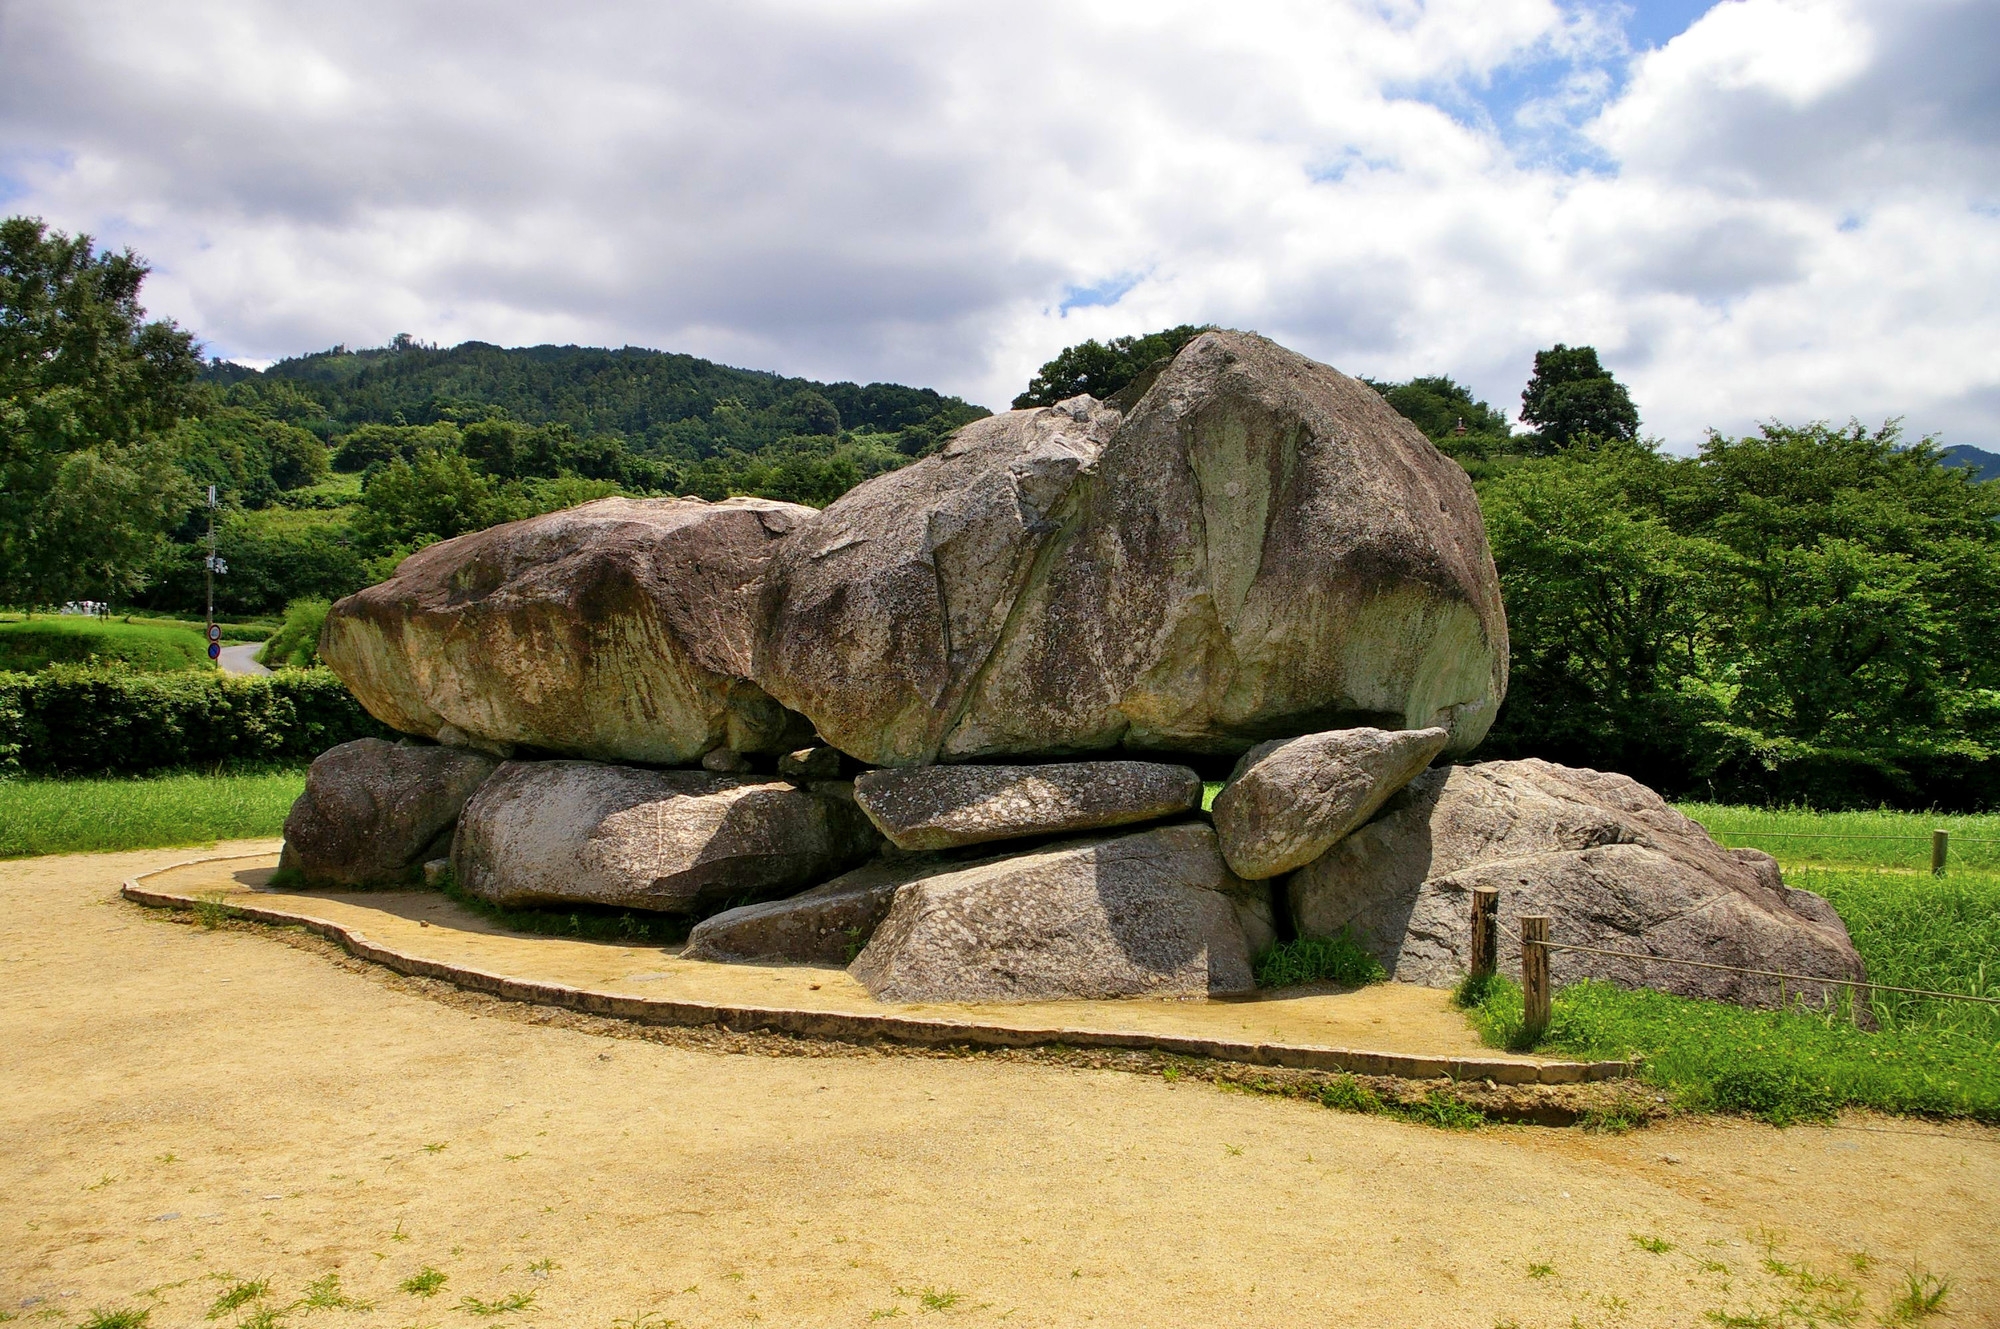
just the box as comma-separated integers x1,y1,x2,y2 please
1932,829,1948,876
1520,915,1551,1040
1469,887,1499,981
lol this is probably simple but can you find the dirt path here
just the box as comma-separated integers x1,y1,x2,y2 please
4,846,1995,1328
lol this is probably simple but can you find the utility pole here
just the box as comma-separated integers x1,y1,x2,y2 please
204,485,223,665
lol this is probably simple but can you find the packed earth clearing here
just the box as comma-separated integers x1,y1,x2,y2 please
3,846,1993,1329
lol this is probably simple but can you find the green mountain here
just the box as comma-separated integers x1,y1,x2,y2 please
204,336,989,463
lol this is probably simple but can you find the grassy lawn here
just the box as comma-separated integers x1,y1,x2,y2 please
1679,801,2000,873
0,769,306,858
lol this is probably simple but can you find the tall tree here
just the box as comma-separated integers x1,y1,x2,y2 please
1013,325,1210,408
0,217,202,605
1519,343,1640,452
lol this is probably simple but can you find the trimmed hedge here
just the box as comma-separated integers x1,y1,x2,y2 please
0,665,387,776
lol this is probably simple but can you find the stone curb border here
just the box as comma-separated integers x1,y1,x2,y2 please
123,852,1631,1087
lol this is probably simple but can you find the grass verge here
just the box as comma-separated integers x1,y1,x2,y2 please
0,768,305,858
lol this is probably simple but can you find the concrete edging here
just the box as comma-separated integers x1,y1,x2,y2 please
122,852,1631,1087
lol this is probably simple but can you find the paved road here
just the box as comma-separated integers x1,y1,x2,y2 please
216,641,271,676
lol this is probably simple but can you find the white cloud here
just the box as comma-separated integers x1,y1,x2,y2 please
1,0,1995,447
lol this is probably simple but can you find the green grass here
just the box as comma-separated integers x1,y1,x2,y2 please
1255,931,1386,988
1458,865,2000,1123
0,616,214,673
1678,801,2000,873
0,769,306,858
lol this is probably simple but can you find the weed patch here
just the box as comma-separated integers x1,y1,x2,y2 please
1254,930,1385,988
207,1279,269,1319
79,1311,150,1329
400,1268,447,1298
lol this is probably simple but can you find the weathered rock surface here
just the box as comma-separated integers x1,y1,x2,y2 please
682,856,959,965
1286,759,1866,1007
853,760,1202,851
849,823,1264,1002
778,745,843,782
755,330,1506,766
322,496,817,765
451,759,880,913
279,738,498,887
1211,726,1448,879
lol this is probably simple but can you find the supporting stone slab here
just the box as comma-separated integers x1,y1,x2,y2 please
122,852,1629,1087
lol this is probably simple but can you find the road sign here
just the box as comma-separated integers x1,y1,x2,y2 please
208,642,222,661
207,624,222,642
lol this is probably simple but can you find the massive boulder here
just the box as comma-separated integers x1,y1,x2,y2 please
279,738,498,887
451,759,880,913
1286,759,1866,1008
852,760,1202,851
754,330,1506,766
1211,726,1448,879
848,823,1269,1003
322,496,816,765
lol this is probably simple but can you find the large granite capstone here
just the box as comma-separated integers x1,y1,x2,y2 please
322,496,816,765
1286,759,1867,1007
451,759,879,913
753,330,1507,767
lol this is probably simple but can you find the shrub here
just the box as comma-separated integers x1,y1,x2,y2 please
0,664,384,776
259,597,331,668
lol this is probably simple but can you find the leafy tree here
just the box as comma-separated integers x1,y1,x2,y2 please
1519,344,1640,452
351,452,524,555
1012,325,1211,408
0,217,202,605
1480,421,2000,807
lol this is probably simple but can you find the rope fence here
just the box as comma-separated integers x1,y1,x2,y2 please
1705,826,2000,875
1498,927,2000,1007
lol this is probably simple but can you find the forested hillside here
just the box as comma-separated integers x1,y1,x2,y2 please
138,337,987,620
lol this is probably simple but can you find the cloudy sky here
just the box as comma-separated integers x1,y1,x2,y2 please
3,0,1995,448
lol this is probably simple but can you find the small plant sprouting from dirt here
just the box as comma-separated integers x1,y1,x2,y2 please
206,1279,269,1320
1886,1269,1951,1322
193,891,236,930
1631,1234,1674,1254
300,1273,369,1311
459,1290,536,1317
421,1141,449,1153
400,1267,447,1298
917,1286,962,1312
79,1310,150,1329
1525,1262,1556,1280
609,1311,678,1329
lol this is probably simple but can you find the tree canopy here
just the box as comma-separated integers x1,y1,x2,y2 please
1480,421,2000,807
0,218,203,605
1519,343,1640,451
1012,325,1210,408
